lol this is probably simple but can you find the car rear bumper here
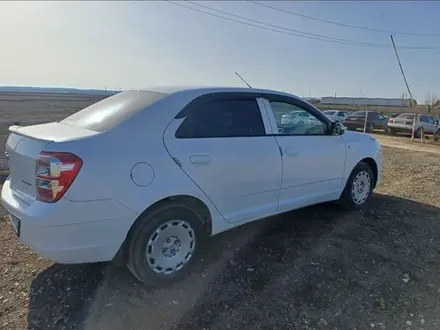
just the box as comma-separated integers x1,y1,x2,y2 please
343,122,366,129
1,178,137,264
387,123,414,133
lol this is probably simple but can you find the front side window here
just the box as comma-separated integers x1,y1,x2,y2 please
175,98,265,138
427,116,436,124
270,101,327,135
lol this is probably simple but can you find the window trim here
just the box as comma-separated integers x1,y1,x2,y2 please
174,92,272,139
260,94,333,136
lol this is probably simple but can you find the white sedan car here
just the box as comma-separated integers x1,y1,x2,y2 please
323,110,350,123
1,87,382,286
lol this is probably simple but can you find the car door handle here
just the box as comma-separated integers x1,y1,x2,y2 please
284,148,299,157
189,155,212,164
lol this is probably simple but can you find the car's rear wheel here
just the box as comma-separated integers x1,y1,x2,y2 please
126,202,205,286
366,123,375,133
389,128,397,135
339,162,374,210
434,129,440,142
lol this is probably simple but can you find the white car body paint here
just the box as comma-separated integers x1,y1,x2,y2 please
1,86,382,264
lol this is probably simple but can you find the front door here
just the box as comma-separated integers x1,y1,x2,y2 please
163,94,282,224
261,96,346,212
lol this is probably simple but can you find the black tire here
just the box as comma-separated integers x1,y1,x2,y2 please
366,123,374,133
434,129,440,142
339,162,374,210
126,201,206,287
389,128,397,136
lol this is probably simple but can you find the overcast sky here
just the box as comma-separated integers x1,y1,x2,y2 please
0,1,439,101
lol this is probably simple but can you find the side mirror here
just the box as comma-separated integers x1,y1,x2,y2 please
330,121,344,136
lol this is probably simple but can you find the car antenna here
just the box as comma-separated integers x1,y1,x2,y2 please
235,72,252,88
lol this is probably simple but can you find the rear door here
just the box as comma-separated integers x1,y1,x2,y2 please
425,116,437,133
376,113,388,128
419,115,432,133
261,95,346,212
163,93,282,224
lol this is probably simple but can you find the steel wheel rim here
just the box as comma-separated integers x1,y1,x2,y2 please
146,220,196,275
351,171,371,205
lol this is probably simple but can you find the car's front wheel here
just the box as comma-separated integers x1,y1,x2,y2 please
339,162,374,210
126,202,206,286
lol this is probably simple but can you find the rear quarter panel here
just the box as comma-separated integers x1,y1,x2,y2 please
43,94,229,235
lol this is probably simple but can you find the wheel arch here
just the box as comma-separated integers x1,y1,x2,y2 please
359,157,378,189
112,194,213,265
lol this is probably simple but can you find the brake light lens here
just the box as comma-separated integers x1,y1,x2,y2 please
388,118,394,124
35,152,82,203
344,116,349,121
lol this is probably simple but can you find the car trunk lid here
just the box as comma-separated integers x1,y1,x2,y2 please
5,122,97,200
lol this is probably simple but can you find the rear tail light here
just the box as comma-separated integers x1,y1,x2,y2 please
35,152,82,203
344,116,348,121
388,118,394,124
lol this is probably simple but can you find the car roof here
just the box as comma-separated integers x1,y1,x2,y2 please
129,85,304,101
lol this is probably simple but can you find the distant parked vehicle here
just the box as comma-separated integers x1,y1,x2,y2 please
323,110,350,123
281,110,319,125
343,111,389,133
387,113,439,137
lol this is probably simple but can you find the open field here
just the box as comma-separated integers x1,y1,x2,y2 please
1,92,440,329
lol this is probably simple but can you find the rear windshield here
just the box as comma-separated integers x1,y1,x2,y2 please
397,114,415,119
352,111,366,116
323,111,336,115
61,90,167,132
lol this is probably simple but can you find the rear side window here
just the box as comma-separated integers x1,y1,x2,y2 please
369,112,379,120
176,98,265,138
61,91,167,132
397,114,415,120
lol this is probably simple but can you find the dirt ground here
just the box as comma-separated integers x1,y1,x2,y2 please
1,145,440,330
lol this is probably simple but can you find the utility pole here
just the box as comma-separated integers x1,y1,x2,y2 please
390,35,415,108
390,35,423,142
